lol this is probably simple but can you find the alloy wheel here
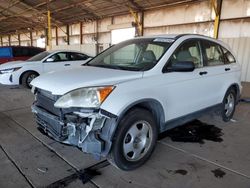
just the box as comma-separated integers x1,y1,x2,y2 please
123,120,153,162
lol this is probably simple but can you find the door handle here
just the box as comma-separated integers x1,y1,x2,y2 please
64,64,70,66
199,71,207,76
225,68,230,71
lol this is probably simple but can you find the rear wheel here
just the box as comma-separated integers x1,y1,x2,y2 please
21,71,39,89
108,108,158,171
222,88,236,122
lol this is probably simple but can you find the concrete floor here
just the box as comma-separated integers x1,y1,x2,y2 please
0,83,250,188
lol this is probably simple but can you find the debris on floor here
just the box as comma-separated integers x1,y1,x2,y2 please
37,167,48,173
211,168,226,178
174,169,188,175
230,119,237,123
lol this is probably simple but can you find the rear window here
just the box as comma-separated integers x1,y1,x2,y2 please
70,52,89,61
202,40,224,66
27,51,50,61
0,47,12,58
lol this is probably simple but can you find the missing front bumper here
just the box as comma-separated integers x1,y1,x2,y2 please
31,105,117,158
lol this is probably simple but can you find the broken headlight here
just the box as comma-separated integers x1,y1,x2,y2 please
54,86,114,108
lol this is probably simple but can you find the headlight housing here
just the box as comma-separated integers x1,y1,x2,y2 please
54,86,115,108
0,67,22,74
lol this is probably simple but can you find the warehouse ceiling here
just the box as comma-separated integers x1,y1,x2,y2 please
0,0,202,35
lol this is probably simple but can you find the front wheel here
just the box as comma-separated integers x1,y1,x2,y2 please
222,88,236,122
21,71,39,89
108,108,158,171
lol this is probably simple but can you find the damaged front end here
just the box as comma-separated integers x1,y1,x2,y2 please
31,89,117,159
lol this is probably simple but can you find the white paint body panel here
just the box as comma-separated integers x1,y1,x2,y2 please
31,35,242,123
31,66,143,95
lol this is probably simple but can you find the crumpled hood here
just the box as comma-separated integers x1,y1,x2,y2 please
0,60,39,69
31,66,143,95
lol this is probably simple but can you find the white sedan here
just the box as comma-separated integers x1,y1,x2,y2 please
0,50,92,88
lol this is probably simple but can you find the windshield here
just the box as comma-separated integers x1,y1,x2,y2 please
87,38,174,71
27,51,51,61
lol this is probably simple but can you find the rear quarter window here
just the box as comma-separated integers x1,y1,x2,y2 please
222,47,236,64
70,53,89,61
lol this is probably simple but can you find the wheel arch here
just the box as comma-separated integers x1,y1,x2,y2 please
227,83,240,102
19,70,40,84
116,99,166,133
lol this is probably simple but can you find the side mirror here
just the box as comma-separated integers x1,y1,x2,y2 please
168,61,195,72
46,58,54,62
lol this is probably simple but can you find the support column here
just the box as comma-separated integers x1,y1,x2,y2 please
0,37,3,46
66,24,70,45
55,26,58,46
95,20,99,55
18,34,21,46
80,22,83,45
8,35,11,46
30,31,33,46
211,0,223,39
129,8,144,37
47,10,52,50
140,11,144,36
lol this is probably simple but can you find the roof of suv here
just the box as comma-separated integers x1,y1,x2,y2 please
139,34,215,40
137,34,228,49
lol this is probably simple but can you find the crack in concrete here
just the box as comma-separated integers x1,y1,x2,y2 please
0,145,35,188
159,141,250,179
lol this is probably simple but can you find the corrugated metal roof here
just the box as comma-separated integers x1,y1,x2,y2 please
0,0,204,35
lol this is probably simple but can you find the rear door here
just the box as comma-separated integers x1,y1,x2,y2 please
43,52,73,72
200,40,235,104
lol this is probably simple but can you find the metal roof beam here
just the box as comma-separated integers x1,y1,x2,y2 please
17,0,62,25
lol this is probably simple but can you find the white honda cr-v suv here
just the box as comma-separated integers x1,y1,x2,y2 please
31,34,241,170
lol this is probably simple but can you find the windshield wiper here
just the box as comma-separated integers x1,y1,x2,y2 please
86,63,142,71
87,64,124,70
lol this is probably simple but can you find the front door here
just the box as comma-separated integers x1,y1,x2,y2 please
160,39,212,121
43,52,72,73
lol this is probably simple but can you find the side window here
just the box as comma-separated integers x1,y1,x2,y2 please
49,52,71,62
169,40,202,68
70,52,89,61
202,41,224,66
222,47,236,64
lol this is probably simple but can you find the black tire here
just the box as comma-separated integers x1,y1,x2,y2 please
21,71,39,89
108,108,158,171
222,88,236,122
